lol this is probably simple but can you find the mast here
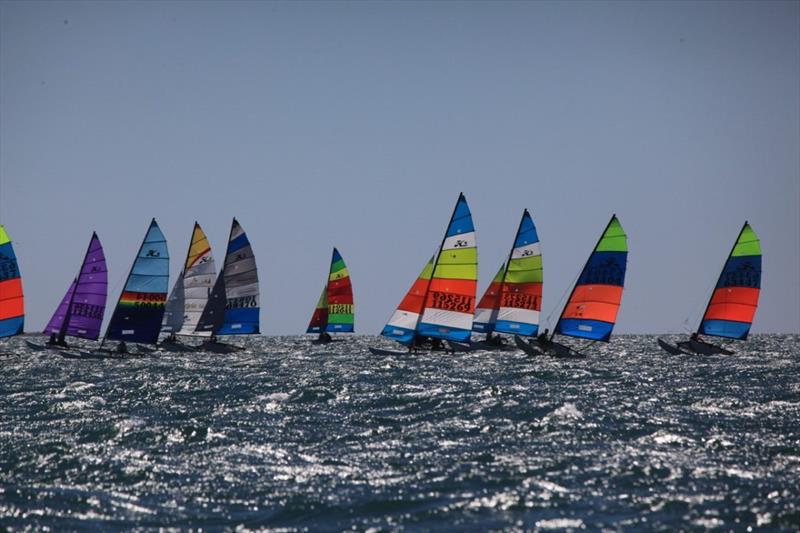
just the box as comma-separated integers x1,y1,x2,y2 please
695,220,750,336
551,215,617,342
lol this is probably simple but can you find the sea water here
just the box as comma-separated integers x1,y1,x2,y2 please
1,335,798,531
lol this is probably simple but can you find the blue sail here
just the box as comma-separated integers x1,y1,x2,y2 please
105,219,170,344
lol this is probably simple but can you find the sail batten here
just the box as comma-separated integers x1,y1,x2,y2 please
0,225,24,337
698,222,761,340
106,219,169,344
555,215,627,342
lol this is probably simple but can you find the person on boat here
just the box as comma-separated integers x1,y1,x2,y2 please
430,338,444,351
536,328,550,347
116,341,128,354
690,332,701,343
485,332,504,346
318,331,332,343
47,333,57,346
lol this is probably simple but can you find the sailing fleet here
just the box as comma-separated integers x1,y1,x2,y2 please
0,193,763,357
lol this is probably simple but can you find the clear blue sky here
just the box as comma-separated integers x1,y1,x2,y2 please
1,1,798,335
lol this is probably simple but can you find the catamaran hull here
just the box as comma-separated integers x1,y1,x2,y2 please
514,335,543,356
657,338,686,355
676,339,734,356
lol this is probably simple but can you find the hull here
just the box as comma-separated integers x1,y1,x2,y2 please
677,339,734,356
657,338,685,355
514,335,543,356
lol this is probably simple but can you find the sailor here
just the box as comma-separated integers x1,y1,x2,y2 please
537,328,550,346
319,331,332,343
47,333,58,346
116,340,128,354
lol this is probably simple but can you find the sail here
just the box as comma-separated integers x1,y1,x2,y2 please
217,218,260,335
555,215,627,342
44,233,108,340
472,263,505,334
178,223,215,336
195,271,226,334
0,225,24,337
325,248,354,333
495,209,543,337
306,285,328,333
698,222,761,340
161,271,185,333
105,219,169,344
380,256,434,345
418,193,478,342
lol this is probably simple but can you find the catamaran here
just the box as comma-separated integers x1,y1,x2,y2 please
32,233,108,352
307,247,354,343
160,222,216,351
517,215,627,357
0,225,24,339
472,209,542,350
658,222,761,355
195,218,260,352
371,193,477,354
98,219,169,355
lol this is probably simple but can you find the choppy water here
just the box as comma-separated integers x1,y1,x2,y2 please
1,334,798,531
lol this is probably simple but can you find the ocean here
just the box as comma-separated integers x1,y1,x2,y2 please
1,334,798,531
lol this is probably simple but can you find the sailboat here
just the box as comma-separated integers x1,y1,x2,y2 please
160,222,216,350
517,215,627,357
371,193,477,354
307,247,354,343
472,209,542,350
33,233,108,352
99,219,169,355
196,218,260,352
0,225,24,339
659,222,761,355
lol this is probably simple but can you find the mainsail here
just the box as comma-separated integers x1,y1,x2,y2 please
554,215,627,342
168,222,216,336
196,218,259,336
697,222,761,340
307,248,354,334
472,263,504,334
0,225,24,337
417,193,478,342
105,219,169,344
495,209,543,336
380,257,434,345
44,233,108,341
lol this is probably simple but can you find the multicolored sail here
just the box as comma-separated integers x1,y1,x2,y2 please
495,209,543,336
472,263,504,334
307,285,328,333
105,219,169,344
555,215,627,342
308,248,354,334
0,225,24,337
418,193,478,342
381,256,434,345
44,233,108,341
698,222,761,340
176,223,216,336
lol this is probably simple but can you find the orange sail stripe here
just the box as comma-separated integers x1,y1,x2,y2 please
705,287,760,309
561,300,620,323
569,284,623,305
397,278,431,313
0,297,24,318
704,302,758,323
0,278,23,301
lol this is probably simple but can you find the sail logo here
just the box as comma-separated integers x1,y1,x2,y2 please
146,249,160,257
520,250,534,257
0,258,19,280
453,240,469,248
429,291,473,313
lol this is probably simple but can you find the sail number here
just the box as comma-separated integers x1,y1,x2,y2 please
429,291,473,313
226,295,258,309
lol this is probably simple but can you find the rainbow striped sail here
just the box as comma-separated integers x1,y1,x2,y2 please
105,219,169,344
495,209,542,336
698,222,761,340
307,247,354,334
418,193,478,342
44,233,108,341
555,215,627,342
380,256,434,345
472,263,504,334
0,225,24,337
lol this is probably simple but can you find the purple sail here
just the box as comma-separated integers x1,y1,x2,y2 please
43,233,108,341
